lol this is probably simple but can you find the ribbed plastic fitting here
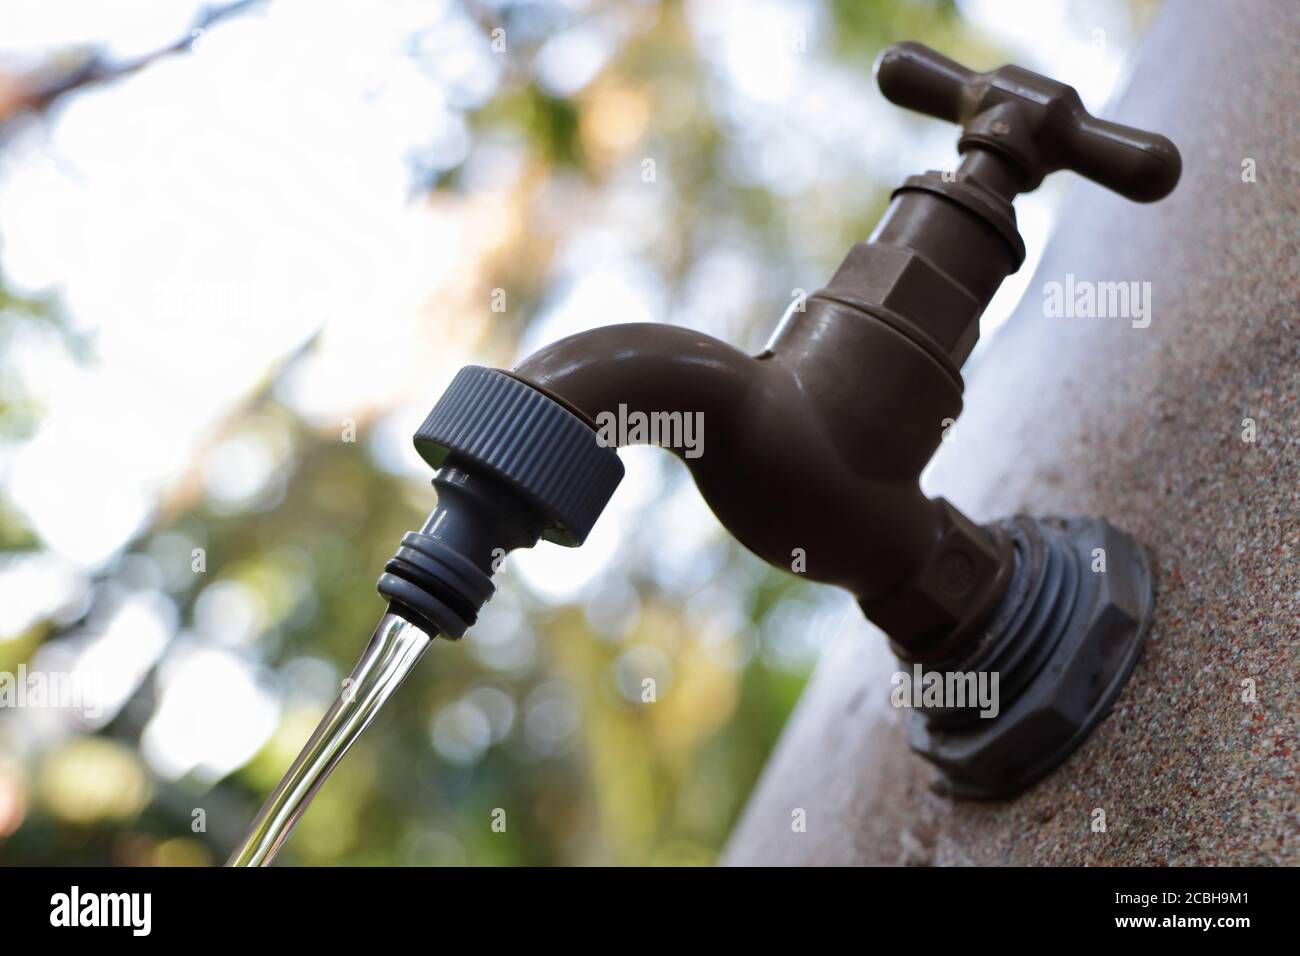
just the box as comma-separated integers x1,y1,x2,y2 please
413,366,624,546
378,366,624,640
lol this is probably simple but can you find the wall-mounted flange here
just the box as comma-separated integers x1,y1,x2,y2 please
907,516,1155,799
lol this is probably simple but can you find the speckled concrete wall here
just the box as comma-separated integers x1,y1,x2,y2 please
725,0,1298,866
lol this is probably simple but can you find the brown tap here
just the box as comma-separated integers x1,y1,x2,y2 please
382,43,1179,797
509,42,1179,665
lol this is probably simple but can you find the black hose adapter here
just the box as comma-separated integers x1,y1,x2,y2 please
377,366,624,638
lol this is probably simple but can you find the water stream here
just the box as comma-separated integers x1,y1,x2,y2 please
227,612,434,866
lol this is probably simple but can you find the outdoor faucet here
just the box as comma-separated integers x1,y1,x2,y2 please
378,43,1181,798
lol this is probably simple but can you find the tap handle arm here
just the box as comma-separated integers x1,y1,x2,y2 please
874,41,1181,202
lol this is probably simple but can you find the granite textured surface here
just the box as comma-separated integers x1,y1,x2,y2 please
724,0,1298,865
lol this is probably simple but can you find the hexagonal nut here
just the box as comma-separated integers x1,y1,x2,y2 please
908,517,1153,799
826,243,980,357
864,500,1009,659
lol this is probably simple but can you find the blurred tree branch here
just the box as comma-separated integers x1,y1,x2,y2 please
0,0,266,131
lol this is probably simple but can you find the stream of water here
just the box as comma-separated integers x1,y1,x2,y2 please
226,612,433,866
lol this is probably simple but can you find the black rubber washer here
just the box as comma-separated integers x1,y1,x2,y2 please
907,515,1155,799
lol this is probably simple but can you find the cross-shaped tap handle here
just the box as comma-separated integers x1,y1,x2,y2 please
875,41,1181,202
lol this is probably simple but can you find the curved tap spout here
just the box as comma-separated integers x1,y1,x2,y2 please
514,309,1012,664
